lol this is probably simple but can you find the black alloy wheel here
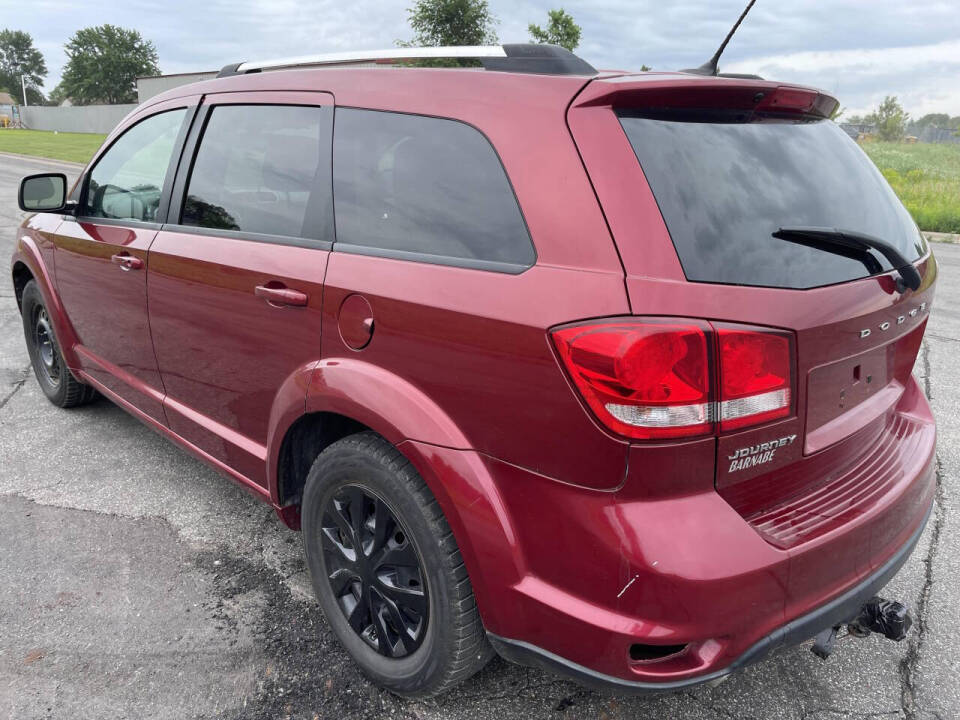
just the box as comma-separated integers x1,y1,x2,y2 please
302,431,493,696
321,484,429,658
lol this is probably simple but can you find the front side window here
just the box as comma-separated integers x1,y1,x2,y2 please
333,108,534,269
181,104,333,242
85,109,186,223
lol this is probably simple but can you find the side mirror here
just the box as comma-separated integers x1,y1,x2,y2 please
19,173,68,213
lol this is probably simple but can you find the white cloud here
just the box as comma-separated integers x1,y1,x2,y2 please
723,40,960,116
3,0,959,117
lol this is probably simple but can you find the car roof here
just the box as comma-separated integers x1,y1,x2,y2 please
140,64,604,117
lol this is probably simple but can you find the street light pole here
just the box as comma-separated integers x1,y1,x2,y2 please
21,74,29,107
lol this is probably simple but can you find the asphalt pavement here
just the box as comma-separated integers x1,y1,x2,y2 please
0,152,957,719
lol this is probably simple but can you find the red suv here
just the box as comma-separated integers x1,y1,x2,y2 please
12,44,936,697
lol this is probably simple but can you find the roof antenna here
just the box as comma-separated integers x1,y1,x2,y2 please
682,0,758,76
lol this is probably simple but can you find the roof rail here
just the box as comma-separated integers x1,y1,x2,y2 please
217,43,597,78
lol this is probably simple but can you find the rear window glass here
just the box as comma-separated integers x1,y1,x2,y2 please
333,108,534,270
181,104,333,242
618,113,926,289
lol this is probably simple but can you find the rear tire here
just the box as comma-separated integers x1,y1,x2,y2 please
302,431,493,697
20,280,98,408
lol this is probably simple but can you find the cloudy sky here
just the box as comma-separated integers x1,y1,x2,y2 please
3,0,959,117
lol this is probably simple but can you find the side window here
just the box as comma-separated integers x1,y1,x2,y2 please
85,109,187,223
180,104,333,242
333,108,534,268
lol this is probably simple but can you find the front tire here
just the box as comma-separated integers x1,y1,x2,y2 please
302,432,492,697
20,280,97,408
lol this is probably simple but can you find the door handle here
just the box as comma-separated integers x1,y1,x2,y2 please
111,253,144,271
255,284,308,307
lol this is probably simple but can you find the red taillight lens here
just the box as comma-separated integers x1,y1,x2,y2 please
551,321,713,439
717,327,792,431
552,319,794,440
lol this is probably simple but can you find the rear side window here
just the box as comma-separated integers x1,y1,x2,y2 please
333,108,534,270
618,113,926,289
181,104,333,243
85,109,186,223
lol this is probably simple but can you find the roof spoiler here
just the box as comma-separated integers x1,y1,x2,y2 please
574,78,839,120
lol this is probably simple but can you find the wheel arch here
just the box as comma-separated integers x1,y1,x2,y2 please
11,238,82,369
271,356,470,524
273,359,522,633
274,410,369,526
12,260,34,311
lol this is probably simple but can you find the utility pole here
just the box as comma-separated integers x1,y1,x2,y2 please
21,74,29,107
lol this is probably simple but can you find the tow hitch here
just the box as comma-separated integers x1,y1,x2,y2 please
811,596,913,660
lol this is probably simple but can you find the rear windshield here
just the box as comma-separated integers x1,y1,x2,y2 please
618,113,926,289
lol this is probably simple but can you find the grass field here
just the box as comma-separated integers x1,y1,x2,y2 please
0,129,106,165
860,141,960,234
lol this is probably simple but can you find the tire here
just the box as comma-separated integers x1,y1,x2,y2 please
302,431,493,697
20,280,98,408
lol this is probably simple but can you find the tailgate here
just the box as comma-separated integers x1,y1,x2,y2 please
567,73,936,521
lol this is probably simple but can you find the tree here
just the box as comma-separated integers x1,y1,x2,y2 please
830,105,845,122
913,112,950,131
865,96,909,142
405,0,498,47
0,29,47,105
47,82,70,106
528,8,582,51
60,25,159,105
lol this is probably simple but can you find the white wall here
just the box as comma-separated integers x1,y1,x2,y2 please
137,73,216,103
20,105,138,134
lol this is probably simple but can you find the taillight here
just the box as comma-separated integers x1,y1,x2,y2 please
551,319,793,440
551,320,713,440
717,326,792,431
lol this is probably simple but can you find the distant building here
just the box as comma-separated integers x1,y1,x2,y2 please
839,123,876,142
918,125,960,145
0,91,16,126
136,72,219,103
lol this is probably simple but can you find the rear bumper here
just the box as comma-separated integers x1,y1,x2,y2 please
404,377,935,690
488,498,931,693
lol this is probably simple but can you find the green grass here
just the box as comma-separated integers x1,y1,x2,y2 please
859,141,960,234
0,129,107,164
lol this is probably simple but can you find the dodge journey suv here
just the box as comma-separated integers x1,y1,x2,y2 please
12,44,936,696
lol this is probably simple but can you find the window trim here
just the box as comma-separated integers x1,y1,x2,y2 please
331,105,537,274
167,99,335,250
158,222,333,251
334,242,531,274
77,104,197,226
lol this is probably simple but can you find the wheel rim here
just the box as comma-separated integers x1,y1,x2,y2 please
32,307,61,388
321,484,429,658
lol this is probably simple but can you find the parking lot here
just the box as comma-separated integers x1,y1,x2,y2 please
1,152,957,719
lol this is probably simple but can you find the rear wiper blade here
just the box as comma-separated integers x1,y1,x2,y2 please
772,226,922,292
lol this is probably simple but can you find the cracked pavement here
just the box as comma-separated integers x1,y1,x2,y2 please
1,153,957,719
